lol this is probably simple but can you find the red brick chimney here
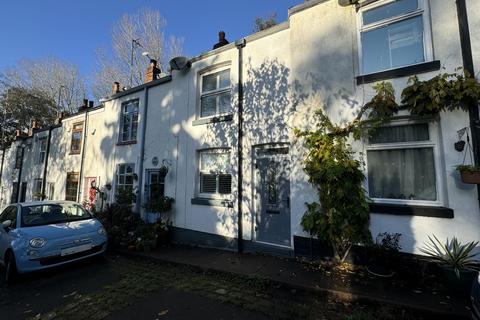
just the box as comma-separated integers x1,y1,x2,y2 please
145,59,161,83
113,82,121,94
28,120,39,136
55,112,65,125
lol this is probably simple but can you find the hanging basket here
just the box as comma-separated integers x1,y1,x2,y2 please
159,165,169,178
459,169,480,184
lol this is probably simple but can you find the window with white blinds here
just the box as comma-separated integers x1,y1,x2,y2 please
198,150,231,196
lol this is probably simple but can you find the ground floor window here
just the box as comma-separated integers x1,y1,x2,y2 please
198,149,231,196
10,182,19,204
116,163,135,193
366,122,438,202
66,172,79,202
46,182,55,200
33,178,43,201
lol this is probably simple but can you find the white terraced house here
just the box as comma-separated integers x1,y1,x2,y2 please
0,0,479,257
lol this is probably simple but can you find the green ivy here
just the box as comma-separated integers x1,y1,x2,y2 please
295,83,399,261
401,69,480,116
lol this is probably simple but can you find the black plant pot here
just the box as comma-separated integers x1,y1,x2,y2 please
367,263,395,278
440,266,477,298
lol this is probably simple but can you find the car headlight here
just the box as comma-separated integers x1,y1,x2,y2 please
98,227,107,236
29,238,46,248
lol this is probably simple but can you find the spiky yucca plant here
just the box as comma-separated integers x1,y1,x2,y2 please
420,235,480,278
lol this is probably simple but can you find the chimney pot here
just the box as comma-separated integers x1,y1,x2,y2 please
113,82,121,94
88,101,94,108
28,120,39,136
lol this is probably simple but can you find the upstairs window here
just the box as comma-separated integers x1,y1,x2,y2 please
70,122,83,154
119,100,139,143
14,147,23,169
200,69,231,118
358,0,431,75
198,149,231,196
37,137,47,164
366,122,440,204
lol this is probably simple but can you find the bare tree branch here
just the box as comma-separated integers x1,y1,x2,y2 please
93,8,184,101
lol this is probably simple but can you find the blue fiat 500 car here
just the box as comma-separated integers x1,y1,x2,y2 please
0,201,107,282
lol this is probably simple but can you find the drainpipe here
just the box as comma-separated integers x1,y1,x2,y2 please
41,126,53,200
16,142,25,203
0,148,5,195
135,87,149,216
455,0,480,206
77,110,89,202
235,38,246,253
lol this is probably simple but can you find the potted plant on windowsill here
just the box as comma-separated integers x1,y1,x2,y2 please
456,165,480,184
420,235,480,297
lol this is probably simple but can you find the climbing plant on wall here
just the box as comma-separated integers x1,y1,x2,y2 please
294,82,398,262
296,69,480,262
402,68,480,116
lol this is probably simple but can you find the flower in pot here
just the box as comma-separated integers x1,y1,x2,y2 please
420,235,480,296
456,165,480,184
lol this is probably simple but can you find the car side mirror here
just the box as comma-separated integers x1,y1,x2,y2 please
2,220,12,231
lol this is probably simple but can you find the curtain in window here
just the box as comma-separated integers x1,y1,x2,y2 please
368,147,436,201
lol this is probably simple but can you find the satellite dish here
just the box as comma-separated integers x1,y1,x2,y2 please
338,0,355,6
169,56,192,71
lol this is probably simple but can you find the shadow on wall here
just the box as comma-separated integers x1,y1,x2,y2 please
187,57,298,240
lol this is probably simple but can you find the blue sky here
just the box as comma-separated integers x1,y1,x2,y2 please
0,0,301,78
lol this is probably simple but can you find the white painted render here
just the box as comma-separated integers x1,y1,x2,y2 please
0,0,478,255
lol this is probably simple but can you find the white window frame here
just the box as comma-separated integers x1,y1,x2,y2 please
115,163,136,194
365,118,445,207
119,100,139,143
198,67,231,119
37,137,47,165
357,0,433,75
197,148,232,199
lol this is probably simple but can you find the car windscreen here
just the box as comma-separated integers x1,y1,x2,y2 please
21,203,92,227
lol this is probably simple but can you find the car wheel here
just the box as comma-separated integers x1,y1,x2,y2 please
4,251,17,286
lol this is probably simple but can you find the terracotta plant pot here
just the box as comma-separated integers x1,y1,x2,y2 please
460,170,480,184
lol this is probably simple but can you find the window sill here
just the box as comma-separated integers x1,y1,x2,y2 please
356,61,441,85
69,152,81,156
116,140,137,146
191,197,233,208
192,114,233,126
369,203,454,219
